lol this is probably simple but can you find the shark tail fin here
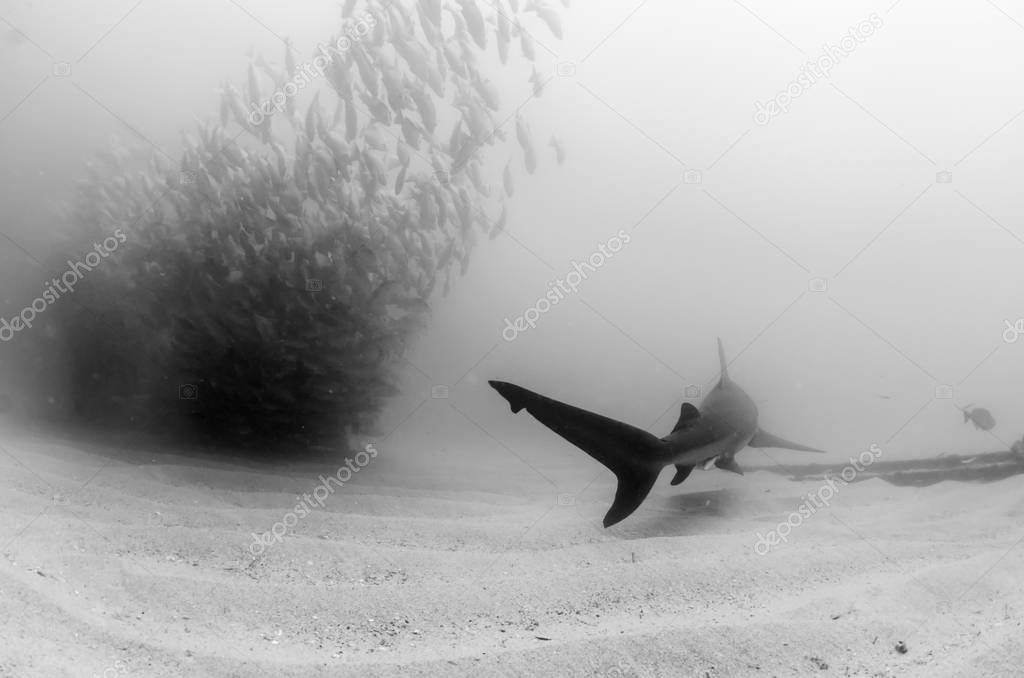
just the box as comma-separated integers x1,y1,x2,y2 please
604,466,660,527
717,337,730,386
489,380,530,413
488,380,664,528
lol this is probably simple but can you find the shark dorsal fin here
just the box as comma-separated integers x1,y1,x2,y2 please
671,402,700,433
717,337,730,387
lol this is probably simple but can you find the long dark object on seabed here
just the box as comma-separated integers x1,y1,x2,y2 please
748,450,1024,487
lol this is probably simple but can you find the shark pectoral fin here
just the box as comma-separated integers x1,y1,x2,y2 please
669,464,694,486
714,456,743,475
702,456,718,471
748,428,826,453
604,466,660,528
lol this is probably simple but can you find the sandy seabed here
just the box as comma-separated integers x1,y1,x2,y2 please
1,416,1022,678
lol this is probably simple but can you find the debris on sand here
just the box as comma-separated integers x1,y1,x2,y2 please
807,655,829,670
895,640,908,654
1010,436,1024,461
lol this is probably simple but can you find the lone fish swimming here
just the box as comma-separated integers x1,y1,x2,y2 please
489,339,827,527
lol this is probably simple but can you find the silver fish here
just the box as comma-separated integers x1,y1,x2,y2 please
457,0,487,49
527,0,564,39
503,159,515,196
548,136,565,164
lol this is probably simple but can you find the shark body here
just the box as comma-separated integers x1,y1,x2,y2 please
489,338,826,527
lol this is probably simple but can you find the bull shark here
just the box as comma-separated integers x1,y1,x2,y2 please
489,338,826,527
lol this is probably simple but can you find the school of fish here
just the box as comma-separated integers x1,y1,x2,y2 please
60,0,568,442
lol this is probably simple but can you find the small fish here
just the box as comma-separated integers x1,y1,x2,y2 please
497,8,511,64
517,20,536,61
247,61,262,108
489,200,507,240
327,58,353,102
418,5,443,44
473,74,501,111
331,97,345,128
523,147,537,174
515,114,531,151
324,132,351,168
225,85,251,129
352,44,379,98
461,99,491,142
305,91,322,140
443,43,468,78
411,84,438,132
529,67,546,97
457,0,487,49
400,116,422,147
364,122,389,151
503,159,515,196
256,55,284,88
421,0,442,26
218,86,231,127
397,139,412,167
345,100,358,142
449,119,466,156
467,159,488,195
364,94,393,125
526,1,564,39
395,163,408,194
548,136,565,164
961,405,996,431
284,37,297,78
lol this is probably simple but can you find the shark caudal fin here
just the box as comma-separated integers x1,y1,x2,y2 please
488,380,664,527
717,337,730,387
489,380,532,413
748,428,827,453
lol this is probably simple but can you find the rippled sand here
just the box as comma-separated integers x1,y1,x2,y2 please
2,416,1022,677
